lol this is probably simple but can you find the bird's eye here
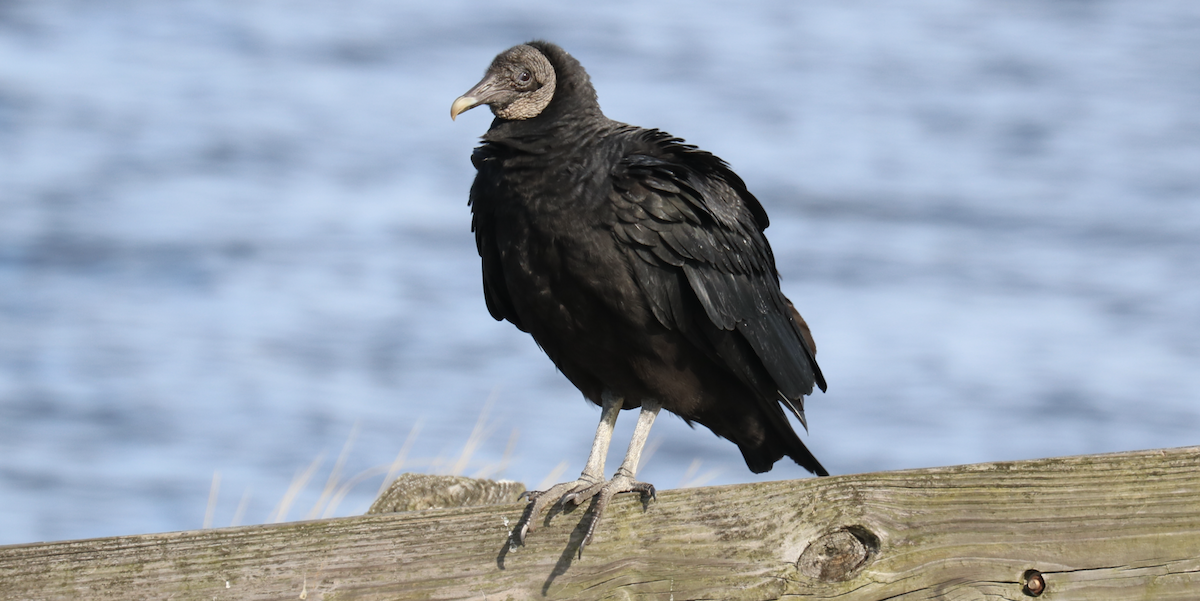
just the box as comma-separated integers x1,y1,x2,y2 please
517,70,532,84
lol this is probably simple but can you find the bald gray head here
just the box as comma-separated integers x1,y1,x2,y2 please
451,44,557,121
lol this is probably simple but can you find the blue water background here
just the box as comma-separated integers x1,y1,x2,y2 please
2,1,1198,545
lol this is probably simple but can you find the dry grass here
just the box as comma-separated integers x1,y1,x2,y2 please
203,395,722,529
203,398,519,528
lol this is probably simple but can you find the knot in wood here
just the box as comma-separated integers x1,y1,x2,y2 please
797,526,878,582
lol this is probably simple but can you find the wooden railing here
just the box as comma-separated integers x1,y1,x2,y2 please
2,446,1198,600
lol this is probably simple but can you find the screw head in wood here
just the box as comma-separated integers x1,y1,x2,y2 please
1022,569,1045,597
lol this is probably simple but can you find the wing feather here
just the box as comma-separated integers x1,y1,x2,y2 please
609,133,826,411
469,145,525,332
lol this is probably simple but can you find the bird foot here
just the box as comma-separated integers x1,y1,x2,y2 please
510,472,655,557
576,473,655,557
511,477,599,546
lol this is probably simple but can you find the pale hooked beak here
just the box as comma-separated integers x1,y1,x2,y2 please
450,95,479,121
451,73,502,120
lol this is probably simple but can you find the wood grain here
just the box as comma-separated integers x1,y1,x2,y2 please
2,446,1198,600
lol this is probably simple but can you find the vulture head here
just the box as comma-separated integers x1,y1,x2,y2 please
451,44,557,121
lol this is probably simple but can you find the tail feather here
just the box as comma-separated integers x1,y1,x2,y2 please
735,400,828,476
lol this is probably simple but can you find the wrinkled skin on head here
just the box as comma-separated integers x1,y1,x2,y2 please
451,44,557,121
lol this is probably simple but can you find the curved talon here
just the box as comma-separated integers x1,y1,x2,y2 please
562,481,605,507
511,479,591,546
576,476,657,557
634,482,656,502
511,474,658,554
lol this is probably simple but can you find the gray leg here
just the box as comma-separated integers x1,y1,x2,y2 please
576,398,661,555
616,398,661,480
512,391,622,545
579,391,622,484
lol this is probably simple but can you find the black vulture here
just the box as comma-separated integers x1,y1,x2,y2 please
451,41,827,552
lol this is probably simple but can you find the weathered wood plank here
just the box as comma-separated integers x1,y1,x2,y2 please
2,446,1198,600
